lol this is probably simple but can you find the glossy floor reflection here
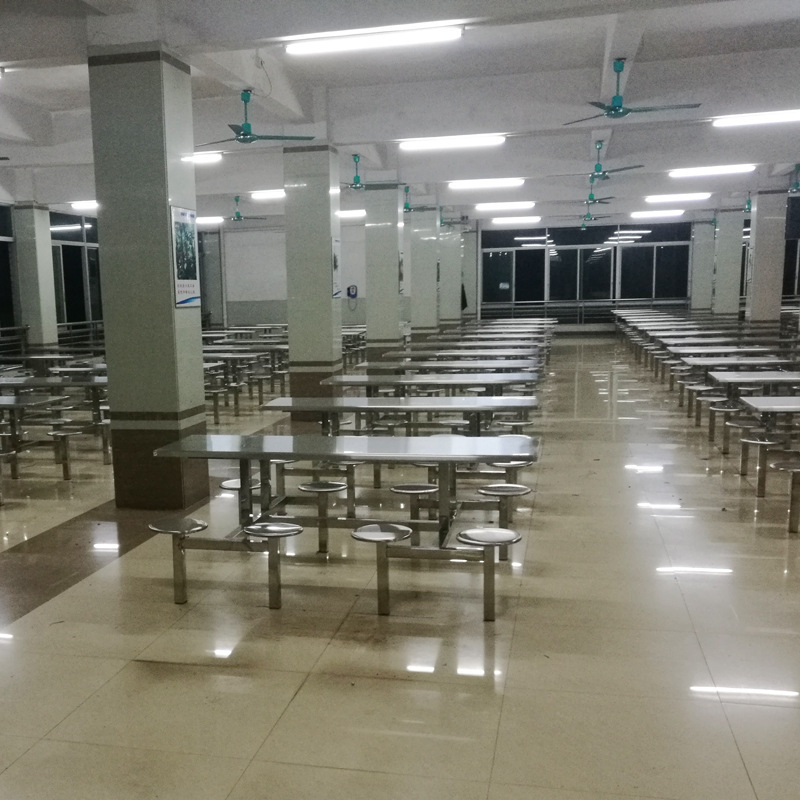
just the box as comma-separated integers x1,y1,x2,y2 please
0,335,798,799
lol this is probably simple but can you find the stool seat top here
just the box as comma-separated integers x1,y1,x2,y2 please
220,478,262,490
741,435,785,445
390,482,438,495
487,459,532,468
148,516,208,535
769,459,800,473
352,522,413,543
298,480,347,493
477,483,532,498
244,521,303,538
457,527,522,547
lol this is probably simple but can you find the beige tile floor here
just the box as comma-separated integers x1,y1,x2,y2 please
0,335,799,798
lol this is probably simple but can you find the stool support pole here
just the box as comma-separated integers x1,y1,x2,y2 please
268,538,282,608
482,546,495,622
376,542,390,615
171,535,188,604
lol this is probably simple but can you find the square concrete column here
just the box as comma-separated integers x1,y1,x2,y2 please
11,204,59,349
405,209,440,342
462,230,478,322
89,45,208,509
713,211,745,315
364,186,404,361
284,145,343,397
745,191,787,322
690,222,714,311
439,228,463,330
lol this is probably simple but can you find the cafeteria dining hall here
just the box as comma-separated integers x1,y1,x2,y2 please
2,1,800,798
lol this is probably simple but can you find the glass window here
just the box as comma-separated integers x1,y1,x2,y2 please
87,248,102,320
0,205,12,238
784,240,799,296
52,246,65,324
549,249,578,300
654,244,690,298
62,244,86,322
514,248,545,302
482,229,547,249
84,216,98,244
581,248,612,300
0,242,13,326
549,226,616,247
620,247,654,298
481,251,513,303
50,212,85,243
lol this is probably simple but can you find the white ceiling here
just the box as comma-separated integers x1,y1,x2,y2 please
1,0,800,228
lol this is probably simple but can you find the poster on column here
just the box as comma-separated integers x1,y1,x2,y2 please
171,206,201,308
331,237,342,298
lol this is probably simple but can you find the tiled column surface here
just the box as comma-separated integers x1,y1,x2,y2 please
746,191,787,322
690,222,715,311
364,186,404,362
11,204,59,348
406,208,440,343
712,211,745,316
89,45,208,509
438,228,462,330
284,145,343,399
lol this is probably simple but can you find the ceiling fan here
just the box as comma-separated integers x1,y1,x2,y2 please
342,154,405,191
570,193,614,206
197,90,315,147
403,185,438,212
563,58,700,126
553,140,643,181
228,195,269,222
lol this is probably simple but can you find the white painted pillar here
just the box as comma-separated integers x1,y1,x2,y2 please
439,228,462,330
746,191,787,322
689,222,714,311
406,209,440,342
89,44,207,509
11,203,59,347
712,211,744,316
462,230,478,321
284,145,343,397
364,186,404,360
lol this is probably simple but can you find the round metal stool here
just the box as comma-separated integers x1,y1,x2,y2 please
148,516,209,604
298,480,347,553
243,521,304,608
768,460,800,533
351,522,413,615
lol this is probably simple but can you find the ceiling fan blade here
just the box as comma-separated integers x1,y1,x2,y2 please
195,137,238,147
587,101,612,112
603,164,644,174
228,123,246,135
251,134,315,141
627,103,701,113
563,112,608,126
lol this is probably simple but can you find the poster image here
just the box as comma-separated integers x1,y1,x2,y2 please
332,237,342,298
171,206,201,308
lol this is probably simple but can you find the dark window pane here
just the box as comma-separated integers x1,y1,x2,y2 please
784,240,799,296
84,216,98,244
581,248,612,299
50,212,84,243
620,247,654,298
62,245,86,322
549,249,578,300
549,226,616,247
514,248,545,301
654,245,689,298
0,205,12,238
0,242,13,326
482,251,513,303
87,248,102,320
482,228,547,249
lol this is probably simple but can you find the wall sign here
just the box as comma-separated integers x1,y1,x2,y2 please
171,206,201,307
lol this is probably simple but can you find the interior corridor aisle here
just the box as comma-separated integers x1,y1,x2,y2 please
0,336,797,799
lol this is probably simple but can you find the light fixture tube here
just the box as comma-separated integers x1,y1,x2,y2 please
337,209,367,219
286,26,462,55
631,209,685,219
196,216,225,225
490,216,541,225
669,164,756,178
449,178,524,190
713,109,800,127
251,189,287,200
71,200,98,210
645,192,711,203
475,201,535,211
181,153,223,164
400,134,505,152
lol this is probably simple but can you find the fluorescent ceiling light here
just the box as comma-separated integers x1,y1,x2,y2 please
449,177,524,190
50,224,83,232
646,192,711,203
251,189,286,200
657,566,731,574
713,109,800,127
669,164,756,178
337,209,367,219
400,134,505,152
196,216,225,225
491,216,541,225
690,686,798,698
620,229,651,234
286,25,462,55
475,201,535,211
514,235,547,240
631,209,685,219
181,152,222,164
71,200,98,210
